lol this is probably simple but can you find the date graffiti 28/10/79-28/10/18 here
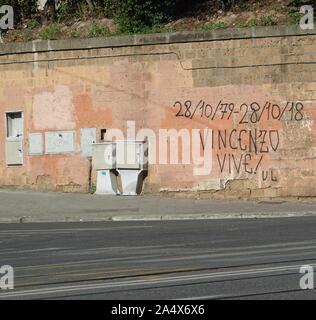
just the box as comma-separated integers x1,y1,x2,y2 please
172,99,306,182
173,100,304,123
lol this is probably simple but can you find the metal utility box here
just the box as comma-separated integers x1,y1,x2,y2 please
92,142,116,170
29,133,43,155
116,141,148,170
45,131,75,154
80,128,96,157
92,142,118,195
95,169,118,195
5,111,23,166
5,140,23,165
92,140,148,196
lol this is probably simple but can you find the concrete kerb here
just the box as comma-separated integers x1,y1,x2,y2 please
0,189,316,223
1,211,316,224
111,211,316,221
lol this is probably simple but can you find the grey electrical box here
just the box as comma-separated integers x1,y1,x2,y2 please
116,141,148,170
92,141,148,170
5,140,23,165
92,140,148,196
81,128,96,157
29,133,43,155
5,111,23,165
45,131,75,154
92,142,116,170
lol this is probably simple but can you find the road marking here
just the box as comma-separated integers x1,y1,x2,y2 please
0,225,152,234
1,263,315,299
139,244,316,263
16,268,147,286
15,267,194,287
9,240,316,270
0,248,64,255
175,295,224,300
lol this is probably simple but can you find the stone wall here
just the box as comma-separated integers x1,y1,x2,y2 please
0,26,315,199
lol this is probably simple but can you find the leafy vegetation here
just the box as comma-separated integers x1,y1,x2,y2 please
25,19,41,29
0,0,311,42
260,15,275,26
88,21,111,37
288,9,304,25
113,0,175,34
196,21,228,31
39,23,62,40
247,19,257,28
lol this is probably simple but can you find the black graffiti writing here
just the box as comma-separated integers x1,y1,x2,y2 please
216,153,279,180
212,129,280,154
213,128,279,177
217,154,264,175
262,169,278,182
171,99,300,178
173,100,305,123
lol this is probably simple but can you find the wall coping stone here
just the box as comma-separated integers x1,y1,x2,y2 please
0,25,315,56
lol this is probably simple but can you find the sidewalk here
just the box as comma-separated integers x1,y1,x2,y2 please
0,189,316,223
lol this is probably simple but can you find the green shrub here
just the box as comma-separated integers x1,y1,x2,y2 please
247,19,257,27
288,10,304,25
88,22,111,37
196,22,213,31
260,15,275,26
162,26,173,33
25,19,40,29
213,21,228,29
20,29,37,42
70,30,81,38
89,182,96,194
114,0,177,34
40,23,62,40
236,20,245,28
196,21,228,31
56,0,76,21
289,0,303,7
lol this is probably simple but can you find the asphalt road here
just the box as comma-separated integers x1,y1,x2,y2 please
0,218,316,300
